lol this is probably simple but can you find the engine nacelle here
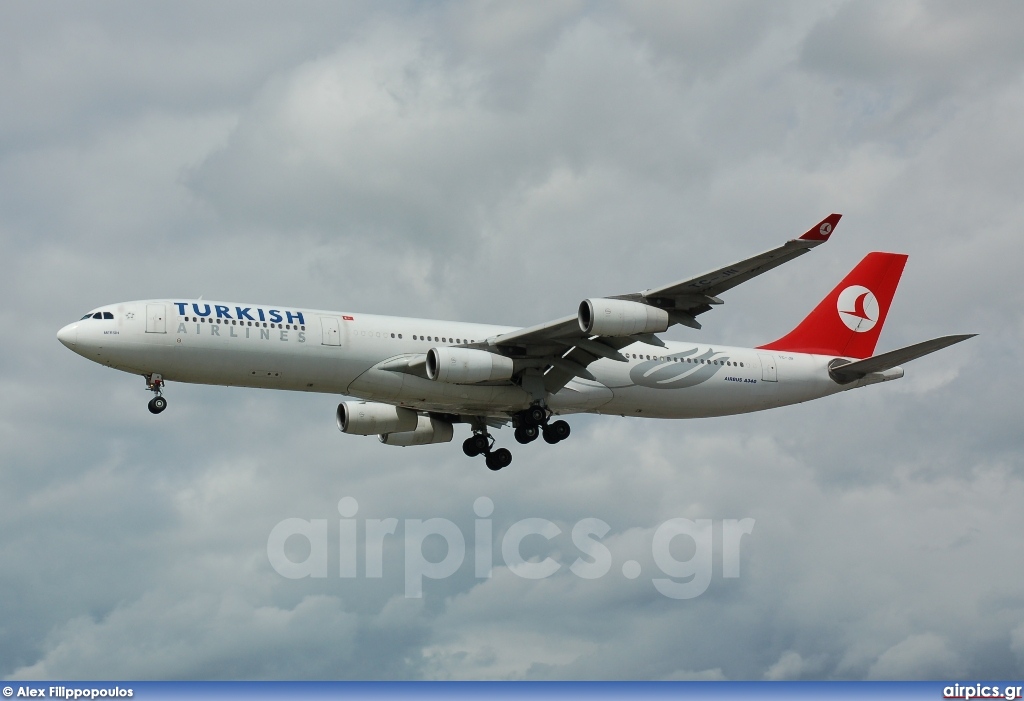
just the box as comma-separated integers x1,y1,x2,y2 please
336,401,418,435
426,347,514,384
578,298,670,337
379,415,455,446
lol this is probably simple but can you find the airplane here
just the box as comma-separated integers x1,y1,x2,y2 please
56,214,973,471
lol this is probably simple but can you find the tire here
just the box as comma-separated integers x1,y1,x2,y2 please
471,434,490,454
514,425,539,444
463,437,481,457
485,453,502,470
542,426,559,444
551,420,570,441
492,448,512,469
527,406,547,426
148,397,167,414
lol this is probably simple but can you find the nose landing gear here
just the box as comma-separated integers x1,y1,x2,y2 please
145,373,167,414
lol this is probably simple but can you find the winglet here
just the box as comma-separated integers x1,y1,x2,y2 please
799,213,842,242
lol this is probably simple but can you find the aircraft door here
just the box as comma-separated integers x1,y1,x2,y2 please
146,304,167,333
758,353,778,382
320,316,342,346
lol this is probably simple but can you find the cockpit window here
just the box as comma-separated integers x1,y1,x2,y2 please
92,312,103,319
81,313,93,320
103,312,114,319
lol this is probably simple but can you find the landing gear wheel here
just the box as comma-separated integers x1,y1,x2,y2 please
471,434,491,454
550,420,570,441
542,419,570,443
464,432,492,458
485,448,513,471
145,373,167,415
542,426,559,444
514,425,539,444
526,406,547,426
463,437,482,457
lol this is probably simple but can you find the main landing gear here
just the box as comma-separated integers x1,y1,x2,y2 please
145,373,167,415
462,431,513,471
513,406,571,446
463,406,572,472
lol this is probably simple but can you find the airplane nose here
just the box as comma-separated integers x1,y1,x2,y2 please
57,323,78,348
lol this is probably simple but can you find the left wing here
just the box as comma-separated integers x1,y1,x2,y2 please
485,214,841,393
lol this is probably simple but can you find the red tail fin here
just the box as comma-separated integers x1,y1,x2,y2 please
757,252,908,359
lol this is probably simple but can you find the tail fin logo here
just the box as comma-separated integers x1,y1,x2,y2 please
837,285,879,332
819,222,833,237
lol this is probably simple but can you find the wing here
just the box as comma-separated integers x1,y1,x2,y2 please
487,214,842,394
635,213,842,325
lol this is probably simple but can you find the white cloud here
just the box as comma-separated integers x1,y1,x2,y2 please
866,633,962,680
765,651,808,680
3,0,1023,682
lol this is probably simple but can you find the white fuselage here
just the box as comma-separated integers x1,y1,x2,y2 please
57,299,901,421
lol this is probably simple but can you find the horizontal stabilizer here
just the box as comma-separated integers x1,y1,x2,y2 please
829,334,976,384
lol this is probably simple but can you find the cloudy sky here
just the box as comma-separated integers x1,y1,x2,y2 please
3,0,1023,681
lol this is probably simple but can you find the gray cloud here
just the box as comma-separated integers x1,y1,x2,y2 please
2,0,1023,681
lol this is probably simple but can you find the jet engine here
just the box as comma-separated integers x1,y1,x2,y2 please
336,401,418,435
426,347,514,384
578,298,670,337
379,415,455,446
